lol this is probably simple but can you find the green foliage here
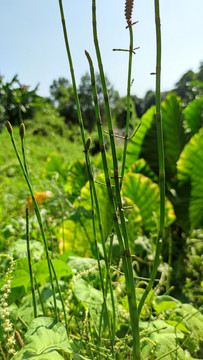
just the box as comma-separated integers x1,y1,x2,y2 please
184,96,203,136
0,75,39,126
174,62,203,104
177,128,203,228
49,73,120,132
12,317,89,360
122,172,175,234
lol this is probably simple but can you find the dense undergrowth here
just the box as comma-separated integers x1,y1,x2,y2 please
0,0,203,359
0,92,202,359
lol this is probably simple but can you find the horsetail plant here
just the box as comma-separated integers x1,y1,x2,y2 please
6,121,74,332
92,0,140,358
25,207,37,319
120,0,136,189
58,0,116,344
6,121,59,321
138,0,165,315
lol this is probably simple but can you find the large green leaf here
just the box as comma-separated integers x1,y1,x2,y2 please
74,174,113,241
43,152,68,180
8,239,44,261
177,128,203,228
126,106,156,169
33,259,72,285
122,173,175,234
12,317,89,360
140,319,185,360
64,159,88,202
74,278,114,334
161,94,186,178
129,158,158,183
153,295,181,314
126,95,186,181
184,96,203,135
169,303,203,354
67,256,105,287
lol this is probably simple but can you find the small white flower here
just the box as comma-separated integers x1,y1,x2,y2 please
8,336,16,346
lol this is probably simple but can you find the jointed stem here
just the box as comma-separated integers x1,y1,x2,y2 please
26,208,37,318
91,1,140,358
6,124,58,321
120,24,134,189
138,0,165,315
58,0,116,342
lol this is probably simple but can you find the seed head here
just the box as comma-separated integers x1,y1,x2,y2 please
125,0,134,25
6,121,13,135
19,123,25,139
84,137,91,152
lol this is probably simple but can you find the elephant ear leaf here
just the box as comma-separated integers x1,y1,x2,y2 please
122,173,175,234
64,159,88,202
126,95,186,182
177,128,203,229
184,96,203,136
126,106,156,169
161,94,186,179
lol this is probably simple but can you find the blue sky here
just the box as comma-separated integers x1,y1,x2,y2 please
1,0,203,98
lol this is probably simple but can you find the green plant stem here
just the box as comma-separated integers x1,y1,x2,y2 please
138,0,165,316
58,0,115,341
85,46,140,359
34,278,47,316
50,260,69,335
6,124,58,321
89,181,105,342
26,208,37,318
92,2,141,358
120,25,134,189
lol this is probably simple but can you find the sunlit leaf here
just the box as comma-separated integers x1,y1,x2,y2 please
184,96,203,135
12,317,89,360
122,173,175,234
177,128,203,228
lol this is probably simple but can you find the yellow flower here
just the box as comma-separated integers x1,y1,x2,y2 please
27,191,52,210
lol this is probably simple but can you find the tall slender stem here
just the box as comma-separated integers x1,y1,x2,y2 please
120,25,134,189
26,207,37,318
57,0,115,339
138,0,165,315
6,122,58,321
90,2,141,355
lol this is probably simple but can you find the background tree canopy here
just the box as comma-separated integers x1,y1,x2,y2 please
1,62,203,132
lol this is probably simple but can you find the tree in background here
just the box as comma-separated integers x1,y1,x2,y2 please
0,75,39,126
49,73,120,132
174,62,203,105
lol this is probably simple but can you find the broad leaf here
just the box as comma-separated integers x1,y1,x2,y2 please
129,158,158,183
33,259,72,285
177,128,203,228
170,303,203,354
184,96,203,135
161,94,186,179
43,152,68,180
140,319,185,360
122,173,175,233
8,239,44,260
12,317,89,360
64,159,88,202
126,95,186,181
74,278,114,334
153,295,181,314
67,256,105,287
126,106,156,169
